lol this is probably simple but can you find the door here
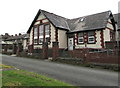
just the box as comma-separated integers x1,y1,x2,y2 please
68,38,74,50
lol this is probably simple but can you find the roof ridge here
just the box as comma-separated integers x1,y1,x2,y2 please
40,9,69,20
70,10,111,20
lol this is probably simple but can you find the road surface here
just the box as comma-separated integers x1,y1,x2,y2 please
1,54,119,87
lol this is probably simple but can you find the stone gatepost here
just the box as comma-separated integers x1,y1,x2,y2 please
4,45,7,53
29,45,33,54
83,48,88,64
16,44,20,56
52,42,59,60
42,42,48,59
13,43,17,54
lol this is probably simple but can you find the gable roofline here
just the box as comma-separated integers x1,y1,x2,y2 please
40,9,70,30
27,9,70,33
27,10,40,33
69,10,112,20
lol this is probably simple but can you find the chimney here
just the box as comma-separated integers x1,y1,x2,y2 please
5,33,9,36
15,34,17,36
19,33,21,36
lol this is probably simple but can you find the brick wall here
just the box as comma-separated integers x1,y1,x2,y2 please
86,52,118,64
60,48,119,64
105,41,117,49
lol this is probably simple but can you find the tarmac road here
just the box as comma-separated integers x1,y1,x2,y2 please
1,54,119,87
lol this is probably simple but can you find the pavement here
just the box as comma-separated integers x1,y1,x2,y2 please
1,54,119,87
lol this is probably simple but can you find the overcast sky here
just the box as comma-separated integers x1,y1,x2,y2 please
0,0,119,35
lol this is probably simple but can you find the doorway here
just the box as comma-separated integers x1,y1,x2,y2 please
68,38,74,50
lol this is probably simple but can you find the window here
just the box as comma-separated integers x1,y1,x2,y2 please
79,17,85,22
45,25,50,37
38,24,50,44
34,27,38,39
39,25,44,44
45,25,50,42
88,31,95,43
39,38,43,44
39,25,44,37
34,27,38,44
34,39,38,44
78,33,84,43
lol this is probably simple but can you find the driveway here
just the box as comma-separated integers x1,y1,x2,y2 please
1,54,119,87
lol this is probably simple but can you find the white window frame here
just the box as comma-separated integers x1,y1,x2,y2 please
45,25,50,36
78,33,84,44
37,24,50,44
88,31,95,43
88,36,95,43
78,37,84,43
45,24,50,42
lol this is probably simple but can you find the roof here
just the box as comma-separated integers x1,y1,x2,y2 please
67,11,112,32
27,9,69,33
114,13,120,30
41,10,70,30
27,10,113,33
4,34,29,41
1,34,10,40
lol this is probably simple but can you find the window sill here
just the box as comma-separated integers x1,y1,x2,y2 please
87,42,96,44
34,43,51,45
78,43,84,45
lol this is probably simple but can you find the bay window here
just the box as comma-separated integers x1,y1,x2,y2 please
34,24,50,44
88,31,95,43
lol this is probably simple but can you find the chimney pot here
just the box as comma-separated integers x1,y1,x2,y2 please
5,33,9,35
19,33,21,36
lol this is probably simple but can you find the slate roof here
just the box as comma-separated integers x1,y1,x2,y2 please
67,11,112,32
27,9,69,33
27,9,114,33
114,13,120,30
41,10,70,30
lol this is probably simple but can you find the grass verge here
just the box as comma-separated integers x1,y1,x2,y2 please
0,64,13,69
2,65,77,87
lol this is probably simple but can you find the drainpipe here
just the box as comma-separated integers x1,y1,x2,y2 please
117,30,120,52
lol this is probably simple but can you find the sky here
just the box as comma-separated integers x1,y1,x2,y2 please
0,0,119,35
